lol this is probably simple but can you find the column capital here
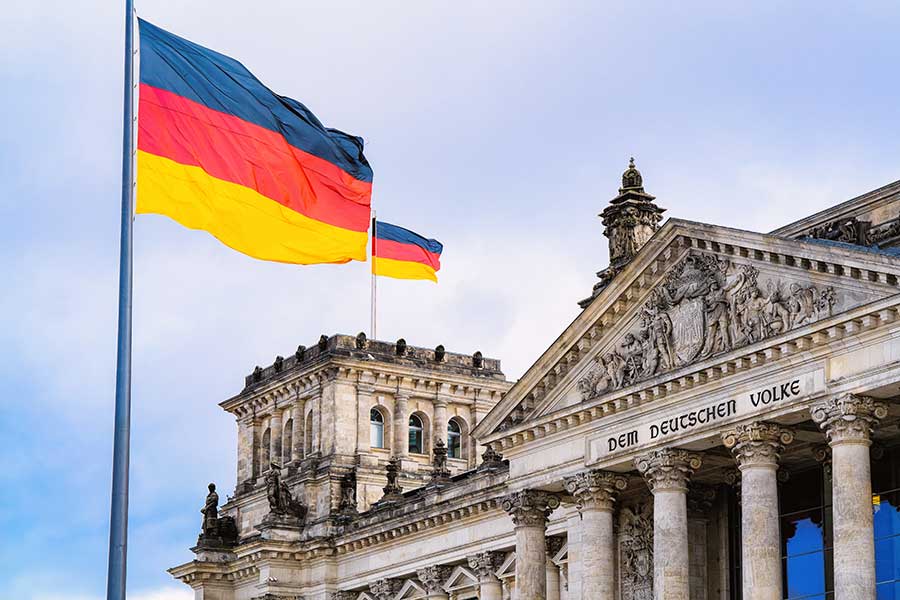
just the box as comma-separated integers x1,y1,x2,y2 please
634,448,702,492
467,551,505,581
501,490,560,527
811,394,887,445
563,469,627,512
722,421,794,469
370,578,400,600
416,565,451,594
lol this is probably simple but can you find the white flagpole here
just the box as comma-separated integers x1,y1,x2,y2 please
370,211,377,339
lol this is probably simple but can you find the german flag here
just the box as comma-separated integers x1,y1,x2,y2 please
372,220,443,282
136,19,372,264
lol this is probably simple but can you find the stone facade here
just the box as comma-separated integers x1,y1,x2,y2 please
171,164,900,600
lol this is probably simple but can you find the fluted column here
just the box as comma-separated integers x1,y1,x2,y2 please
269,408,283,468
722,422,794,600
564,470,627,599
433,396,449,447
417,565,450,600
393,393,409,457
468,551,504,600
811,394,887,600
502,490,560,600
635,448,702,600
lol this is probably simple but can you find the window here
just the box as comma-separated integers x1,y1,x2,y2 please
261,427,271,470
409,414,424,454
283,420,293,463
370,408,385,448
304,412,314,456
448,419,462,459
873,447,900,598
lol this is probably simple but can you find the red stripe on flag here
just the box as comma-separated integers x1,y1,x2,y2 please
137,83,371,232
374,238,442,270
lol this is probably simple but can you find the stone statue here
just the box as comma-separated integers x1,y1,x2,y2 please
431,439,451,482
472,351,484,369
355,332,367,350
318,334,328,351
201,483,219,535
395,338,407,356
434,344,446,362
338,469,357,513
377,457,404,504
265,463,307,520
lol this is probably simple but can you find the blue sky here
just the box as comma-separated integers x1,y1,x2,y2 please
2,2,899,598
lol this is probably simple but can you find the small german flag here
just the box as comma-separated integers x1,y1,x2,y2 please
372,220,443,282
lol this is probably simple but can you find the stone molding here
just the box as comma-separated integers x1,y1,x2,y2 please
722,421,795,469
416,565,451,593
501,490,560,527
635,448,702,492
486,296,900,453
467,551,505,581
811,394,888,445
563,469,627,512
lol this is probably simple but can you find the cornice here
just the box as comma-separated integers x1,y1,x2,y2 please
474,218,900,440
483,293,900,454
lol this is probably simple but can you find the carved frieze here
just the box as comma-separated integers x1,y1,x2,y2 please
619,502,653,600
578,253,837,400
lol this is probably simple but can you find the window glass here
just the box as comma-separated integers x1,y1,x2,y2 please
448,419,462,459
370,408,384,448
409,414,423,454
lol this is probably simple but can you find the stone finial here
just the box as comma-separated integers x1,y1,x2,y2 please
721,421,794,469
479,445,505,471
563,469,627,512
379,457,403,503
473,351,484,369
295,345,306,361
318,334,328,351
635,448,702,492
501,490,560,527
811,393,887,445
252,366,263,382
416,565,451,594
430,439,451,483
467,551,505,580
395,338,407,356
273,355,284,373
434,344,446,362
369,578,400,600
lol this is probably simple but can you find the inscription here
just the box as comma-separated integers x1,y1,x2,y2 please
592,374,812,461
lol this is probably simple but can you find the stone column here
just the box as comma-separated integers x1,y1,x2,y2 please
416,565,451,600
433,396,449,448
502,490,560,600
546,537,564,600
564,470,627,599
468,551,504,600
811,394,887,600
722,422,793,600
236,417,253,486
635,448,702,600
565,509,583,600
393,392,409,457
291,396,305,462
269,408,283,468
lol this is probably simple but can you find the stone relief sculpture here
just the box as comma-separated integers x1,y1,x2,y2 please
620,502,653,600
578,252,837,400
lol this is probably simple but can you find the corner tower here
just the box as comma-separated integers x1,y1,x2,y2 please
579,158,666,307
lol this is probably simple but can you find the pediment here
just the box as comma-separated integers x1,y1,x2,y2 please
444,565,477,592
474,218,900,439
395,579,426,599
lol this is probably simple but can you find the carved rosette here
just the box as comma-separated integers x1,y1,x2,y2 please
467,550,505,581
416,565,451,594
564,469,628,512
369,578,400,600
811,394,888,445
634,448,702,493
501,490,560,527
721,421,794,469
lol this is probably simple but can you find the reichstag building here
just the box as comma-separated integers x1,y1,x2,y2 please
172,161,900,600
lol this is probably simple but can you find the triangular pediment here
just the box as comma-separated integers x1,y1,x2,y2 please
444,565,477,592
395,579,426,599
474,218,900,439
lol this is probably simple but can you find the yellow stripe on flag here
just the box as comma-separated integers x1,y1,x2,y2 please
373,256,438,282
136,151,367,264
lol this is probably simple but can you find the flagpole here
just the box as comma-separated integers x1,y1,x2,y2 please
107,1,136,599
370,211,377,339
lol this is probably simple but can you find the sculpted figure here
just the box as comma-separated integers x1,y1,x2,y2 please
618,333,644,385
577,358,610,399
639,329,659,377
265,466,281,512
201,483,219,535
603,352,626,389
645,304,675,370
764,282,791,333
700,282,732,357
788,283,818,327
740,288,770,342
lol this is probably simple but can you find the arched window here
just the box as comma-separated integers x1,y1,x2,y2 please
370,408,385,448
409,414,424,454
448,419,462,459
283,419,293,463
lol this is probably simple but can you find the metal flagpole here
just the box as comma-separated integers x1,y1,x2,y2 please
370,211,377,339
107,0,136,599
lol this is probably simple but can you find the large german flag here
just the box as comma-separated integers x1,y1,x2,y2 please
136,19,372,264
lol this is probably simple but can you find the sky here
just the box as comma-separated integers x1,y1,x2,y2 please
2,1,899,598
